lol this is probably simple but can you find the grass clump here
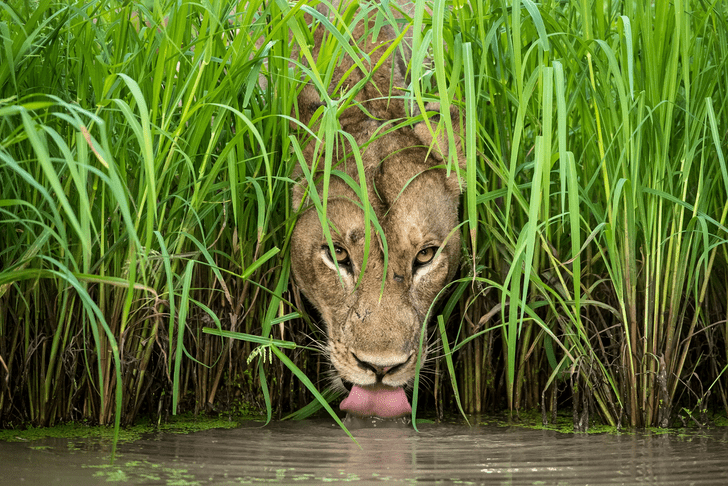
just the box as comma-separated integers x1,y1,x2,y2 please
0,0,299,448
0,0,727,447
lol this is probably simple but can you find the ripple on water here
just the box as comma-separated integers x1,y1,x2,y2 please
2,420,728,485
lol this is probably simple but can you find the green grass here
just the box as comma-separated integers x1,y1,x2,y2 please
1,0,727,453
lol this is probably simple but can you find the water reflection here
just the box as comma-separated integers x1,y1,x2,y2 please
2,419,728,484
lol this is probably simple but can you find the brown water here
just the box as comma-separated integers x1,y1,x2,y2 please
2,418,728,485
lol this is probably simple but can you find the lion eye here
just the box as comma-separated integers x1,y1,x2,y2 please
415,247,437,266
324,245,351,267
333,246,349,264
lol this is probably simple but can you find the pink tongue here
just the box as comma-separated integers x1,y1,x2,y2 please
340,385,412,418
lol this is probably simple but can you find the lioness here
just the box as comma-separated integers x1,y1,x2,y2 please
290,1,465,418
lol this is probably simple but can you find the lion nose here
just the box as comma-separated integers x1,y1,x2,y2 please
354,354,410,378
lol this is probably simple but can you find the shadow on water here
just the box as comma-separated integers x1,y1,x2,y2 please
3,419,728,485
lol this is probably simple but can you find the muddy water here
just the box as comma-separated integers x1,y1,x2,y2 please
2,419,728,485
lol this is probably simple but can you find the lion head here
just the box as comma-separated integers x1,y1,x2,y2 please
290,2,464,418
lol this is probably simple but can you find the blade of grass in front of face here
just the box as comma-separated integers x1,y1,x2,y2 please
282,387,343,421
338,132,374,291
270,344,358,445
289,135,343,284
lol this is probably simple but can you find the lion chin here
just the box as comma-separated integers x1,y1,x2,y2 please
290,1,466,419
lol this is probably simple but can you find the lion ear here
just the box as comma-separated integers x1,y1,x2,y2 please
413,102,467,193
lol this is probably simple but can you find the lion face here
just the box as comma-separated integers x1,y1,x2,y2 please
290,130,463,417
289,2,464,418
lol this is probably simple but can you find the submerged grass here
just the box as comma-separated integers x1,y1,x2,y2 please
0,0,727,449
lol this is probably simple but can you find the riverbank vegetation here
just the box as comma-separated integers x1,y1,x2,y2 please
1,0,727,439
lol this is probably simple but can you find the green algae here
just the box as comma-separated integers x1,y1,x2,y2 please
484,408,728,440
4,407,725,448
485,408,628,435
86,460,201,485
0,412,263,444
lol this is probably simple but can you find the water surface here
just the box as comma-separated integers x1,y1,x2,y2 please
2,418,728,484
